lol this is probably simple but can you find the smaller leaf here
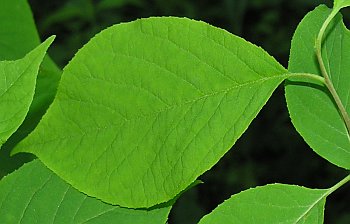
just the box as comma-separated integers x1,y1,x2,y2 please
285,5,350,169
0,0,61,120
0,0,61,179
198,184,328,224
0,160,171,223
334,0,350,10
0,36,54,146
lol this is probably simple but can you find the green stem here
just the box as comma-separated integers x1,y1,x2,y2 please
324,78,350,135
326,174,350,196
315,9,338,56
288,73,326,85
315,9,350,136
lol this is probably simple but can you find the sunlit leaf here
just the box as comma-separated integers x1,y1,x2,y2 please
0,0,61,177
0,0,60,112
334,0,350,10
14,17,287,207
0,37,54,146
198,184,327,224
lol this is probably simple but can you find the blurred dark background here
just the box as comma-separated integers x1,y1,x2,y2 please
22,0,350,223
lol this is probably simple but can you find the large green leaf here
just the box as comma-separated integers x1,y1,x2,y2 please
14,17,287,207
0,160,171,223
198,184,327,224
0,0,61,178
0,37,54,146
285,5,350,169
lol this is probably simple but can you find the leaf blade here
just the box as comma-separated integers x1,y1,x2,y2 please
0,0,61,178
0,0,61,127
285,5,350,169
198,184,327,224
334,0,350,10
0,37,54,145
14,17,287,207
0,160,171,223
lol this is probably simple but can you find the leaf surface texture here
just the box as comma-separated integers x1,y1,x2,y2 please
0,37,54,145
286,5,350,169
0,160,171,223
0,0,60,112
15,17,287,207
0,0,61,177
198,184,327,224
334,0,350,9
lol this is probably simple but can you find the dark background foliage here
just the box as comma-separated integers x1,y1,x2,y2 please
4,0,350,223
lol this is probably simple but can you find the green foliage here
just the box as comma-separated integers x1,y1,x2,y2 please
13,17,288,208
0,0,350,223
0,0,41,60
0,0,61,178
198,184,327,224
0,0,60,111
334,0,350,9
0,160,171,223
0,37,54,145
286,5,350,169
0,1,172,222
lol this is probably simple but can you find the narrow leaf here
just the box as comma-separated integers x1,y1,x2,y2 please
0,0,42,60
0,37,54,146
0,0,61,127
14,17,287,207
198,184,327,224
0,160,171,223
285,5,350,169
0,0,60,101
0,0,61,178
